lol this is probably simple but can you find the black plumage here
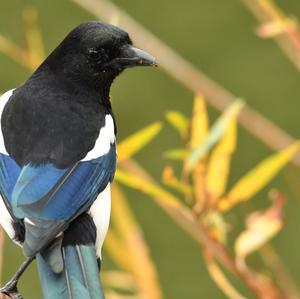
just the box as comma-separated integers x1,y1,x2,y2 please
0,20,156,299
2,21,126,168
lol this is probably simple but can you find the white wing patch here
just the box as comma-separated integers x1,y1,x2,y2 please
0,89,14,155
81,114,115,161
89,183,111,258
0,195,15,240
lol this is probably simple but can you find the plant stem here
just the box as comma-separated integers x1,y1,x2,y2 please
120,159,289,299
71,0,300,166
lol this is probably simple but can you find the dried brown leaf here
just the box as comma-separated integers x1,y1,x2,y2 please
235,191,285,258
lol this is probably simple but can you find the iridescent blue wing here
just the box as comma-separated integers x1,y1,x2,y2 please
11,144,116,257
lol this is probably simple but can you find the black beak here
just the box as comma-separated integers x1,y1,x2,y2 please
112,45,157,68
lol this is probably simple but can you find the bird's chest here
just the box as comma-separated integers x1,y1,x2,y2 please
2,97,112,168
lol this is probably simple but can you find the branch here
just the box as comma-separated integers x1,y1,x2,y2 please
120,159,288,299
71,0,300,166
0,293,10,299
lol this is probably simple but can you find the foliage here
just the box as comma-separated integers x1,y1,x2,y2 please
117,94,300,299
1,2,300,299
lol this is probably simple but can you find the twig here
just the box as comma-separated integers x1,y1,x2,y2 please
70,0,300,166
260,244,300,299
0,35,33,70
241,0,300,71
120,159,288,299
204,250,246,299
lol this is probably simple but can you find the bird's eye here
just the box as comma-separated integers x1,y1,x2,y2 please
87,49,101,60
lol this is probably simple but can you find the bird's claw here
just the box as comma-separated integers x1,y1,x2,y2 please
0,279,23,299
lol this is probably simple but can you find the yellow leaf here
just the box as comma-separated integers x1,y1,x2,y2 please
165,111,188,136
186,100,244,172
104,229,132,271
118,122,162,162
189,95,210,208
190,94,208,149
235,191,285,258
115,169,182,209
206,118,237,200
162,165,192,196
192,162,207,212
219,141,300,212
111,184,163,299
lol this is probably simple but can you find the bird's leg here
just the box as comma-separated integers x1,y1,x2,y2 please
0,256,35,299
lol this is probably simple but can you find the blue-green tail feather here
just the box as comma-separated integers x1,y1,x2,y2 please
37,245,105,299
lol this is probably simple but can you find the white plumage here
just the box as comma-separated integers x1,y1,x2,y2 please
0,90,18,244
89,183,111,258
0,195,15,240
81,114,115,161
0,89,14,155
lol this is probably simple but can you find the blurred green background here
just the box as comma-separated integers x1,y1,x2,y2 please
1,0,300,298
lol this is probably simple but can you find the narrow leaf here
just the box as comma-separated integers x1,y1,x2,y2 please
190,94,208,149
105,229,132,271
111,184,163,299
206,118,237,200
162,165,192,196
192,162,207,212
186,100,244,171
115,169,182,209
118,122,162,162
219,141,300,212
165,111,188,136
189,95,210,209
204,252,246,299
163,149,188,160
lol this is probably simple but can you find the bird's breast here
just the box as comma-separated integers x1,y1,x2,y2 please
1,88,115,168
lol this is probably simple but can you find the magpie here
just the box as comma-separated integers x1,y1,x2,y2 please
0,20,156,299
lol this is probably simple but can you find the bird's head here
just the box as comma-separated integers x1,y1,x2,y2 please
43,21,157,96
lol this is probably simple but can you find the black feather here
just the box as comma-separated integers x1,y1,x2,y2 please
63,213,97,246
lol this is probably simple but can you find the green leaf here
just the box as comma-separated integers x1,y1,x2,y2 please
163,149,188,160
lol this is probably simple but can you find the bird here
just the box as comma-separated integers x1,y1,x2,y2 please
0,20,156,299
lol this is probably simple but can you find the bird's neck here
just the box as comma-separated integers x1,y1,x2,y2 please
97,76,114,108
71,78,113,109
33,65,114,109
